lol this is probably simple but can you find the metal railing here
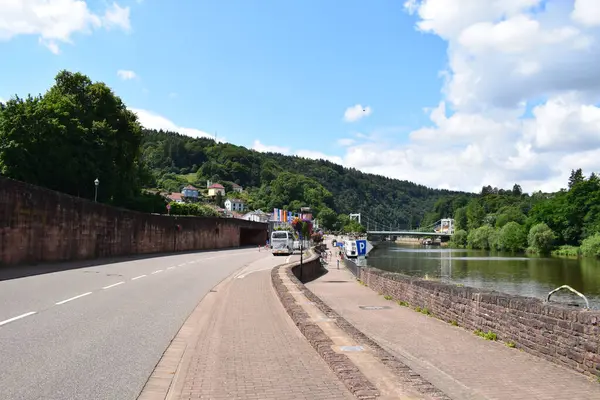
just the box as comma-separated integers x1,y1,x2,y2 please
343,258,361,278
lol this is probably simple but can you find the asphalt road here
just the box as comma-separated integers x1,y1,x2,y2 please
0,247,271,400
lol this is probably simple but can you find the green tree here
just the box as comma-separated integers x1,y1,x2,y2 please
450,229,468,247
466,200,486,230
527,223,556,254
498,222,526,252
0,70,144,204
215,191,224,208
317,207,338,230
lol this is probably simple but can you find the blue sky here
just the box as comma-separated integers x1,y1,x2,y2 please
0,0,446,155
2,1,599,193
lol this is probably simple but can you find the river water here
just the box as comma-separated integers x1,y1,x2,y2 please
366,243,600,309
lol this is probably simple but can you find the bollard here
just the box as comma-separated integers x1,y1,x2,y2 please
258,245,261,252
337,259,339,269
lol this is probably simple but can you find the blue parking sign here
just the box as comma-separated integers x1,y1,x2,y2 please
356,240,367,256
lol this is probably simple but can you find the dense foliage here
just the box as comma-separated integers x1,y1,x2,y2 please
140,129,462,230
427,170,600,256
0,71,165,213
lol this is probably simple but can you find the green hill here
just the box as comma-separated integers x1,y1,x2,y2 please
140,129,465,229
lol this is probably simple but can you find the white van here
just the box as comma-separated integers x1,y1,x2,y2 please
344,240,358,258
271,231,294,255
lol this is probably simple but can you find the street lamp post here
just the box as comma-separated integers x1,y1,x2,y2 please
94,178,99,202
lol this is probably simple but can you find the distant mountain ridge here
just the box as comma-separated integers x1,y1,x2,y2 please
140,128,467,228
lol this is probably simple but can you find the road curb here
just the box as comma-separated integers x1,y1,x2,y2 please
302,269,451,400
271,262,380,399
272,257,451,400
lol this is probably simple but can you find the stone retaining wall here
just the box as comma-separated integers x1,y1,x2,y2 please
0,176,267,266
359,266,600,378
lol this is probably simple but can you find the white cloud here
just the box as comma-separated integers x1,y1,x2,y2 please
337,138,356,146
0,0,131,54
251,0,600,193
103,2,131,32
252,140,291,155
306,0,600,193
131,108,223,141
117,69,137,80
571,0,600,27
251,140,343,164
343,104,372,122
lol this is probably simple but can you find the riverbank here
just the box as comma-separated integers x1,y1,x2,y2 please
365,242,600,309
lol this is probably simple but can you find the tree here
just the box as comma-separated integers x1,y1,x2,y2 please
498,222,526,252
317,207,337,230
568,168,584,189
512,184,522,196
527,223,555,254
0,70,144,204
215,191,224,208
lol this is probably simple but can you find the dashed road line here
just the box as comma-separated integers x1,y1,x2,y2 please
132,274,146,280
56,292,92,305
0,312,37,327
167,266,175,270
151,270,163,275
103,281,125,290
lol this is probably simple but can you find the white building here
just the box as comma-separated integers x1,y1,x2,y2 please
242,210,270,223
225,198,245,212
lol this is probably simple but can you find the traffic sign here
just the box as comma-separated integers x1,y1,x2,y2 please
356,240,373,256
166,204,171,210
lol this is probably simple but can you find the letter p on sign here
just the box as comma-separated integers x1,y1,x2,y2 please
356,240,367,256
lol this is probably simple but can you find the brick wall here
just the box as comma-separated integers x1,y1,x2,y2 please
290,249,324,283
0,176,267,266
359,267,600,378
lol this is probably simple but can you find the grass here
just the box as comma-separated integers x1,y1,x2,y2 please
383,295,393,300
449,320,458,326
397,300,409,307
506,341,516,348
551,245,580,257
474,329,498,341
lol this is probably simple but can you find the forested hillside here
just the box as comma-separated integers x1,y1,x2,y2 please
140,129,465,228
423,170,600,257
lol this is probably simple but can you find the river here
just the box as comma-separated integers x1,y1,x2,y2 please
366,243,600,309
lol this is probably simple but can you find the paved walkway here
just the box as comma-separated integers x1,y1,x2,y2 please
306,265,600,400
139,254,355,400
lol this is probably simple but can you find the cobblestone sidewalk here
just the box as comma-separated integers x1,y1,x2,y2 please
139,255,355,400
307,266,600,400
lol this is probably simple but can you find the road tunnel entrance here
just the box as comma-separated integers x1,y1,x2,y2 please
240,227,267,246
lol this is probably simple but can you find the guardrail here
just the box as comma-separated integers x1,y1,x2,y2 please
343,258,361,278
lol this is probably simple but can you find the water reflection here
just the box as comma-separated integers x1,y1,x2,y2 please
367,243,600,309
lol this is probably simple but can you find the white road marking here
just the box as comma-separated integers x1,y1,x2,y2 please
151,270,163,274
102,281,125,289
178,263,186,267
56,292,92,305
236,265,276,279
167,266,175,270
0,311,37,327
285,255,293,263
132,274,146,280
